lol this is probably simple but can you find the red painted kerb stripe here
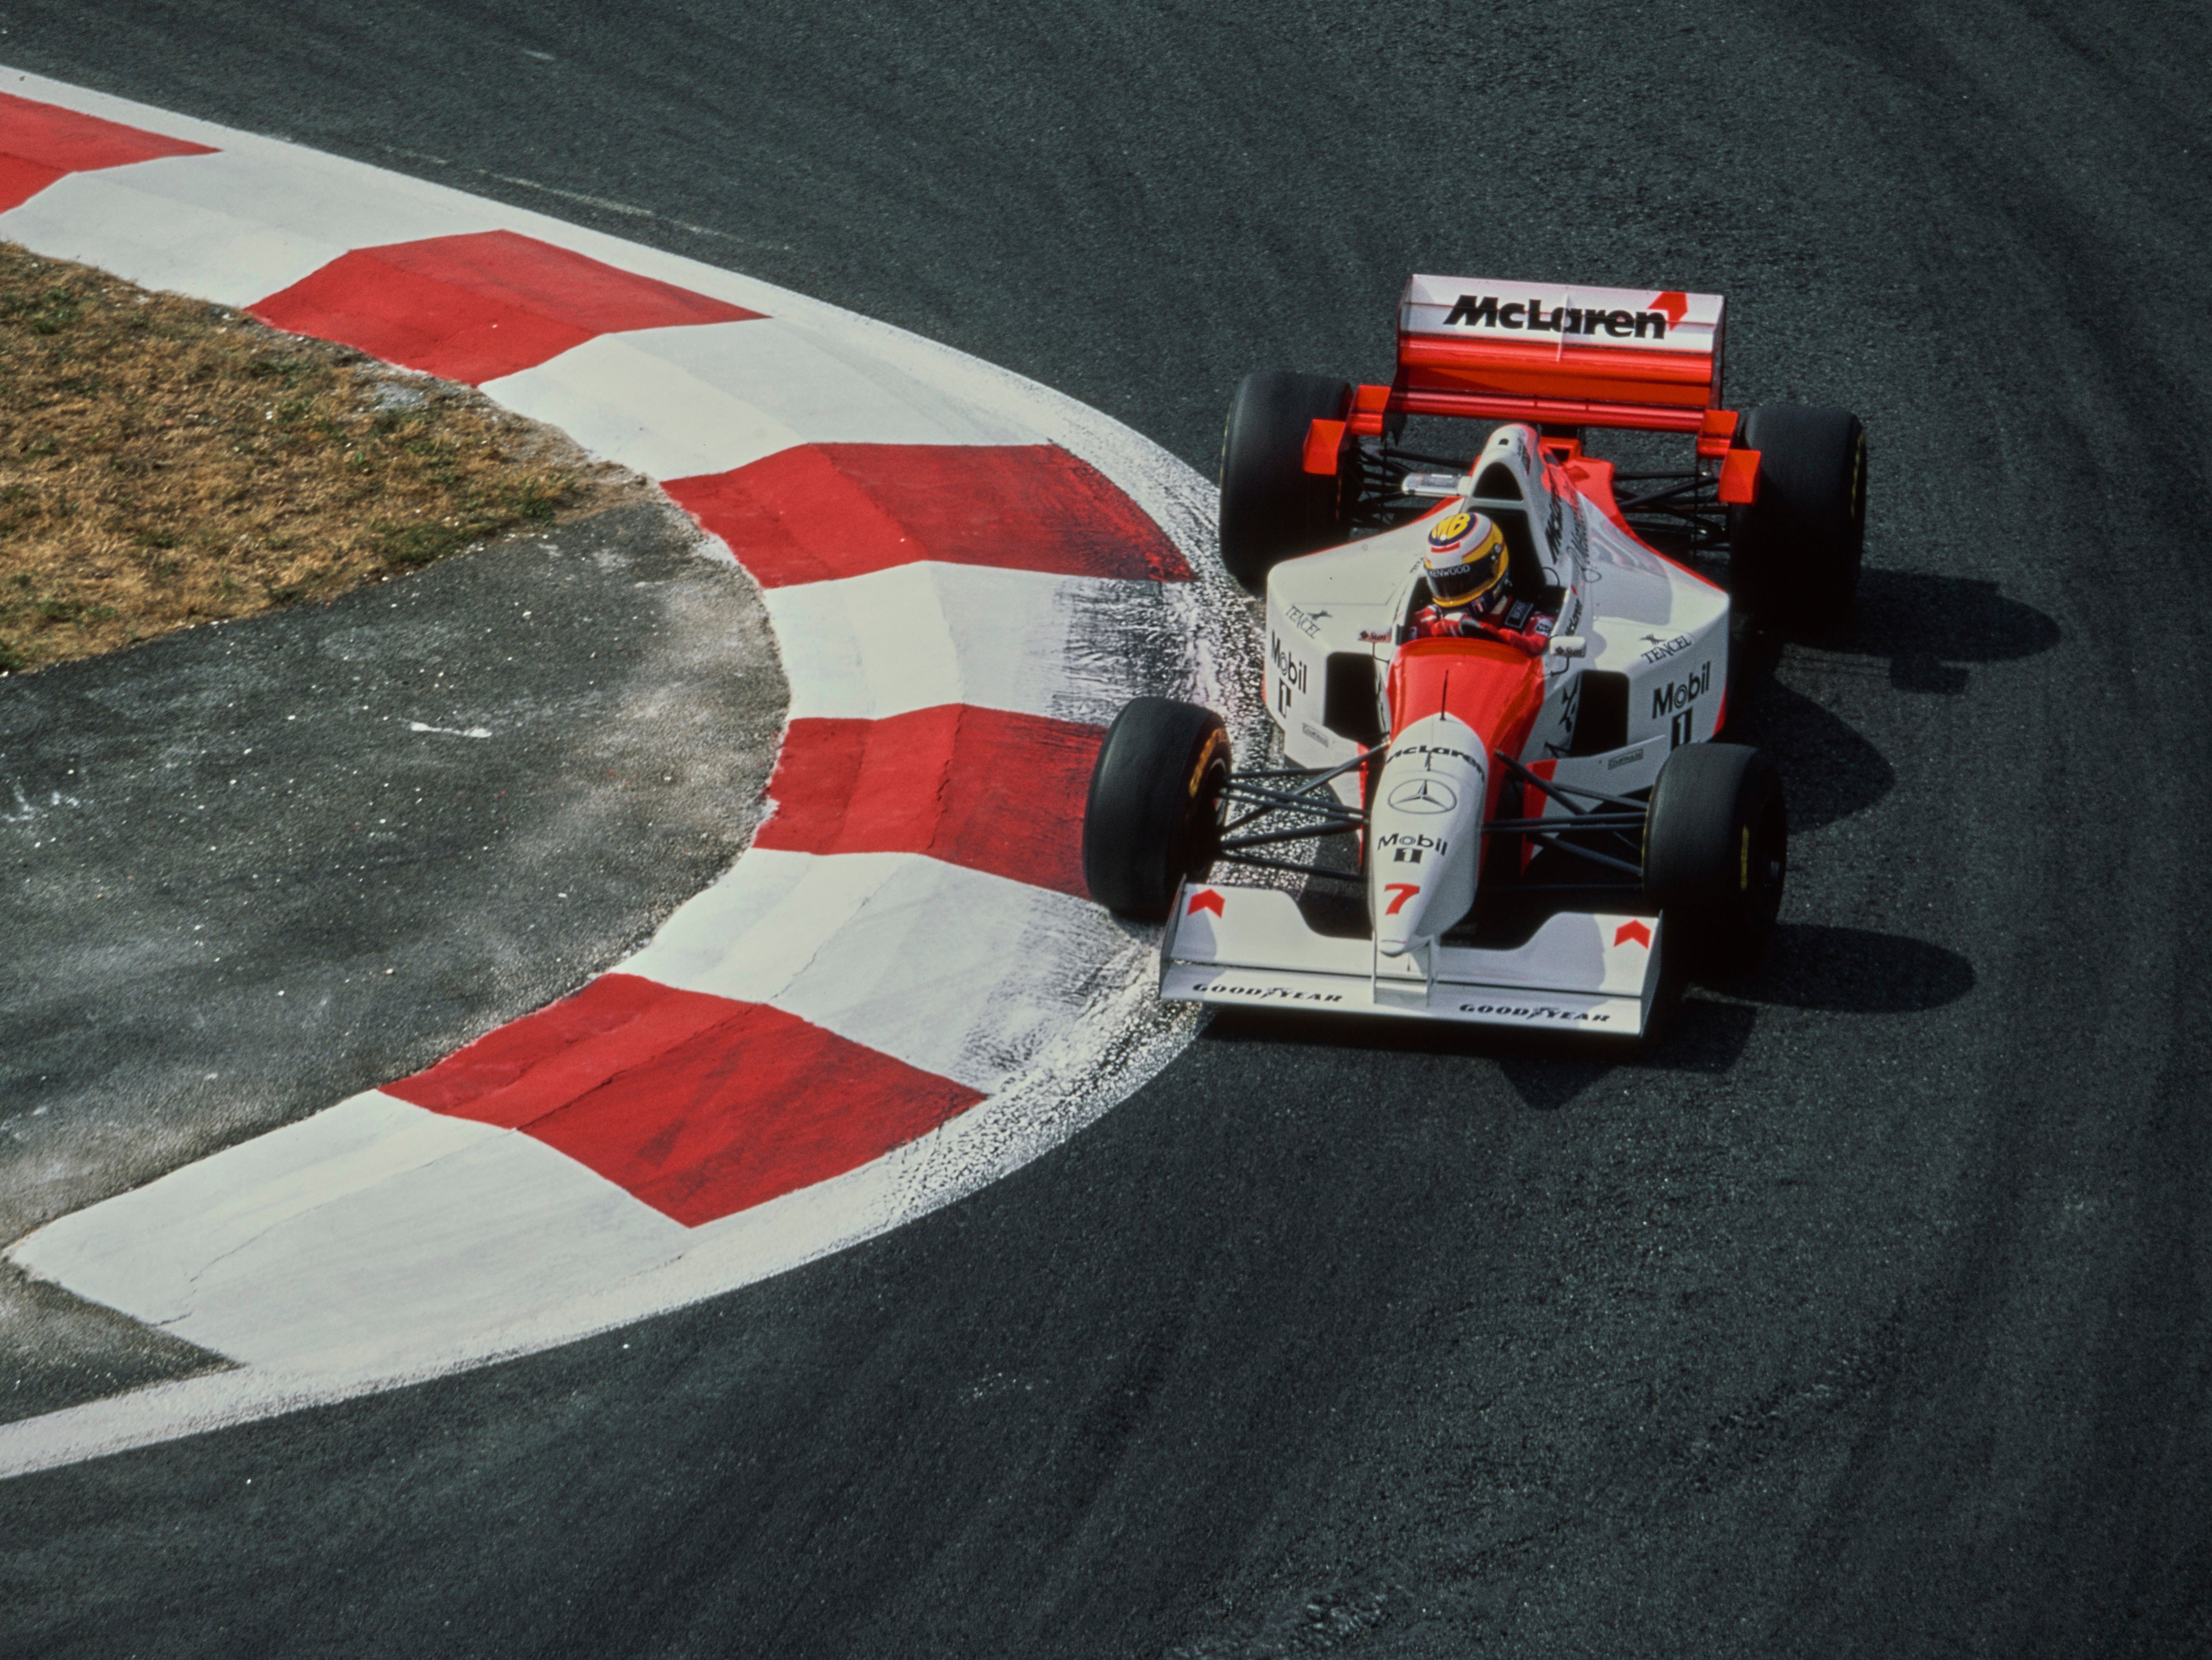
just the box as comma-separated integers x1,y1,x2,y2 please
0,90,215,213
757,706,1102,899
251,229,763,385
386,975,984,1227
665,442,1195,587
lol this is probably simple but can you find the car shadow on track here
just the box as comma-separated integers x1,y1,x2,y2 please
1738,568,2062,694
1203,999,1757,1113
1202,922,1975,1112
1849,568,2062,695
1727,568,2058,831
1730,676,1896,834
1728,921,1977,1014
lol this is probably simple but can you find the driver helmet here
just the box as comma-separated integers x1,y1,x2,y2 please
1422,511,1509,610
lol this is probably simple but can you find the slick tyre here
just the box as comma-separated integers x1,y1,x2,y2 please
1218,371,1353,592
1642,743,1787,980
1727,405,1868,636
1082,697,1231,922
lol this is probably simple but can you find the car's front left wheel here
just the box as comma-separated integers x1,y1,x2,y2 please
1082,697,1231,921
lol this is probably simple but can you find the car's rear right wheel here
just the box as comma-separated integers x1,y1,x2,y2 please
1642,742,1787,980
1727,404,1868,636
1082,697,1231,921
1218,370,1353,592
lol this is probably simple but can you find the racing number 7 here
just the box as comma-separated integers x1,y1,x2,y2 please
1383,883,1421,916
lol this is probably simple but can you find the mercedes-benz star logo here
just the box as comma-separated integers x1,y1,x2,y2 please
1386,777,1459,815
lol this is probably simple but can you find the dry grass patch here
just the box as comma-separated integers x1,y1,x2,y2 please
0,240,647,673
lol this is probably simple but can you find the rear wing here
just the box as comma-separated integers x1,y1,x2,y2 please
1340,275,1743,463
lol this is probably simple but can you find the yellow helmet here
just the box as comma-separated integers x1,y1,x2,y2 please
1422,511,1509,609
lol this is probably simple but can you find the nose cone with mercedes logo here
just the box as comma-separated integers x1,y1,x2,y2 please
1368,714,1483,957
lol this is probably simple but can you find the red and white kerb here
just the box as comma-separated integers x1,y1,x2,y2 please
0,71,1227,1470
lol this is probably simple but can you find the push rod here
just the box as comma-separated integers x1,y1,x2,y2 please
1523,832,1645,878
1484,813,1645,833
1492,752,1649,813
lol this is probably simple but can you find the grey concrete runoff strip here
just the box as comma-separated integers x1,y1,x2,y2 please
0,500,788,1423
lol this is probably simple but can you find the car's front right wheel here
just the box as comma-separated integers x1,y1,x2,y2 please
1081,697,1231,921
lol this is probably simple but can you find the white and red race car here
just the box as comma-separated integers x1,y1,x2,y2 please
1082,275,1867,1038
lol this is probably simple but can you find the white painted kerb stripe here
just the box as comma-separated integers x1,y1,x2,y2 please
0,147,503,307
623,850,1148,1093
14,1092,686,1371
765,562,1210,725
483,318,1038,480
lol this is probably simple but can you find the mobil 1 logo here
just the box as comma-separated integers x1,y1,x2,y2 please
1268,630,1310,715
1651,659,1712,748
1377,830,1447,867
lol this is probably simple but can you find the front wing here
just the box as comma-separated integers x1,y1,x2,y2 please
1162,883,1663,1037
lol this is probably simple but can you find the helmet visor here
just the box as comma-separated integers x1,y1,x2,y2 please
1425,542,1507,608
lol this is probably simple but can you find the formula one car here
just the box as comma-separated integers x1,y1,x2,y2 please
1082,275,1866,1037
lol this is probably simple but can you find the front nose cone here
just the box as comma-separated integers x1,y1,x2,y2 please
1369,713,1483,957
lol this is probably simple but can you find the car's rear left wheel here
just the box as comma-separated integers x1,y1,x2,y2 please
1642,742,1787,980
1082,698,1231,921
1218,371,1353,592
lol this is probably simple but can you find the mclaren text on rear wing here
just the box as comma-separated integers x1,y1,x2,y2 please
1350,275,1729,440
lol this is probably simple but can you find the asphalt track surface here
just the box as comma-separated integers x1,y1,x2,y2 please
2,2,2209,1654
